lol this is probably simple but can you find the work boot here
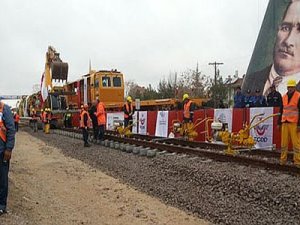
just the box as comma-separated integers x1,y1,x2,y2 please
84,143,91,147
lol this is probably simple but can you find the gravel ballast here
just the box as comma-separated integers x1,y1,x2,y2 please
28,129,300,225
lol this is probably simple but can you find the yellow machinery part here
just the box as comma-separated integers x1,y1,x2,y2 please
44,123,50,134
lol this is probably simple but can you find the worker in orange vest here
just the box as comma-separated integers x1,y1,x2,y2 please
30,109,38,132
13,111,20,132
278,79,300,167
95,99,106,141
41,109,46,131
123,96,135,130
0,101,16,215
182,94,195,123
80,104,91,147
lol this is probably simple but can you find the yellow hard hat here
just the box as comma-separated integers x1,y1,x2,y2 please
287,79,297,87
183,94,189,101
127,96,132,102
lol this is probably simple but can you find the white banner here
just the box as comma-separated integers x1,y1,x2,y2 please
214,108,233,132
138,111,147,135
250,107,273,149
155,111,169,137
132,112,138,134
40,73,48,102
106,112,124,130
83,77,88,105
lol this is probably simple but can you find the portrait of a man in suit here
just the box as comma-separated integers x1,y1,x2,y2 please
242,0,300,96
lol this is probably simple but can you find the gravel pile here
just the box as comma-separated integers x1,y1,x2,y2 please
28,129,300,225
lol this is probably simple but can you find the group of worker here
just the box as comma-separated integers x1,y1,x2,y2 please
234,85,282,108
79,97,135,147
80,99,106,147
30,108,52,133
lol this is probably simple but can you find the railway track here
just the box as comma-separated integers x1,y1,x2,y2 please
57,128,300,174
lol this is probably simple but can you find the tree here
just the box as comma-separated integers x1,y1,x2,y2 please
177,63,207,99
143,84,158,100
157,73,177,99
205,70,228,108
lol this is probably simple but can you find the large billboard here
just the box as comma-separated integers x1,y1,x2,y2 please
242,0,300,96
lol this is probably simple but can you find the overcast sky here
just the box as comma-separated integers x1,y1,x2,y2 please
0,0,269,95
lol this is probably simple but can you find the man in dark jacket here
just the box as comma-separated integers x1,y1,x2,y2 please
89,100,98,140
253,89,267,107
0,101,15,215
233,87,245,108
267,85,282,107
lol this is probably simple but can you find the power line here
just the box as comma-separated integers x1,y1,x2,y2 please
208,61,224,108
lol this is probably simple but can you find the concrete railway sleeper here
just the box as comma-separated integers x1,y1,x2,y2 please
55,128,300,175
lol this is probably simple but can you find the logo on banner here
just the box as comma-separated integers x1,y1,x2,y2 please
159,111,167,125
254,124,269,136
139,114,146,130
140,114,145,125
217,113,226,123
253,117,269,143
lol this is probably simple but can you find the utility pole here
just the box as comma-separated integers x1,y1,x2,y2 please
208,61,224,108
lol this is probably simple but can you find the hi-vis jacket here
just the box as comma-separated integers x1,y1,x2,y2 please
80,110,92,128
96,102,106,125
0,102,15,153
184,100,193,119
282,91,300,123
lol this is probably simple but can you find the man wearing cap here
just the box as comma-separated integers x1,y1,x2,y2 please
182,94,195,123
80,104,91,147
123,96,135,129
267,84,282,107
278,79,300,166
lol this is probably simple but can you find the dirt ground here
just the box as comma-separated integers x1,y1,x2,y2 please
0,131,211,225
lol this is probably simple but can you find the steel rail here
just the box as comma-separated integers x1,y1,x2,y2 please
60,128,300,174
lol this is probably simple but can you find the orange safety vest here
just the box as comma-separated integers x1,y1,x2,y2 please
282,91,300,123
41,111,46,122
183,100,193,119
0,103,7,142
14,114,20,123
96,102,106,125
80,110,91,128
124,102,133,119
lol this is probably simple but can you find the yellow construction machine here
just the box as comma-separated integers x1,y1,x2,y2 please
114,120,135,138
172,118,212,141
215,113,280,155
